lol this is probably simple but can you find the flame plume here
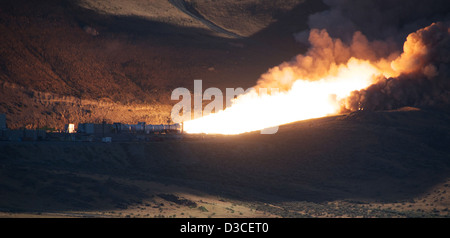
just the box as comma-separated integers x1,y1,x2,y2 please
184,22,450,135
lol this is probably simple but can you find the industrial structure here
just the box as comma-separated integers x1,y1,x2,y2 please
77,122,182,135
0,113,183,143
66,122,183,142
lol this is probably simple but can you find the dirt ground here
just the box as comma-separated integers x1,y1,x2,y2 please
1,107,449,218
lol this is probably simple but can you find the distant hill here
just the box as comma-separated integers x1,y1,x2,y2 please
0,0,325,129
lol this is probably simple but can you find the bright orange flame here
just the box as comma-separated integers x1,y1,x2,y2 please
183,58,384,134
182,22,446,135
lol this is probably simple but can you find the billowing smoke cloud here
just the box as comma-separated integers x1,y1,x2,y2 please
343,22,450,111
258,0,450,112
183,1,450,135
256,28,398,92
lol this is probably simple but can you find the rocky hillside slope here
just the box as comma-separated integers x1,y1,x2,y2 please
0,0,324,129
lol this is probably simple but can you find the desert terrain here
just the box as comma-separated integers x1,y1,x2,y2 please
1,107,449,218
1,0,450,219
0,0,324,129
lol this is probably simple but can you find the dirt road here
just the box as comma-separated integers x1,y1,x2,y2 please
169,0,243,38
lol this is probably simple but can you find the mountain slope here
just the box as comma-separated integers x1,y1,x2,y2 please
0,0,322,129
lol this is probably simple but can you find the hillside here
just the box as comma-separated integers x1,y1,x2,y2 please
0,0,326,129
1,107,449,217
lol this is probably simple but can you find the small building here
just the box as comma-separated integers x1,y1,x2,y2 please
78,123,103,135
78,123,113,136
0,114,6,130
64,123,75,133
78,123,95,134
